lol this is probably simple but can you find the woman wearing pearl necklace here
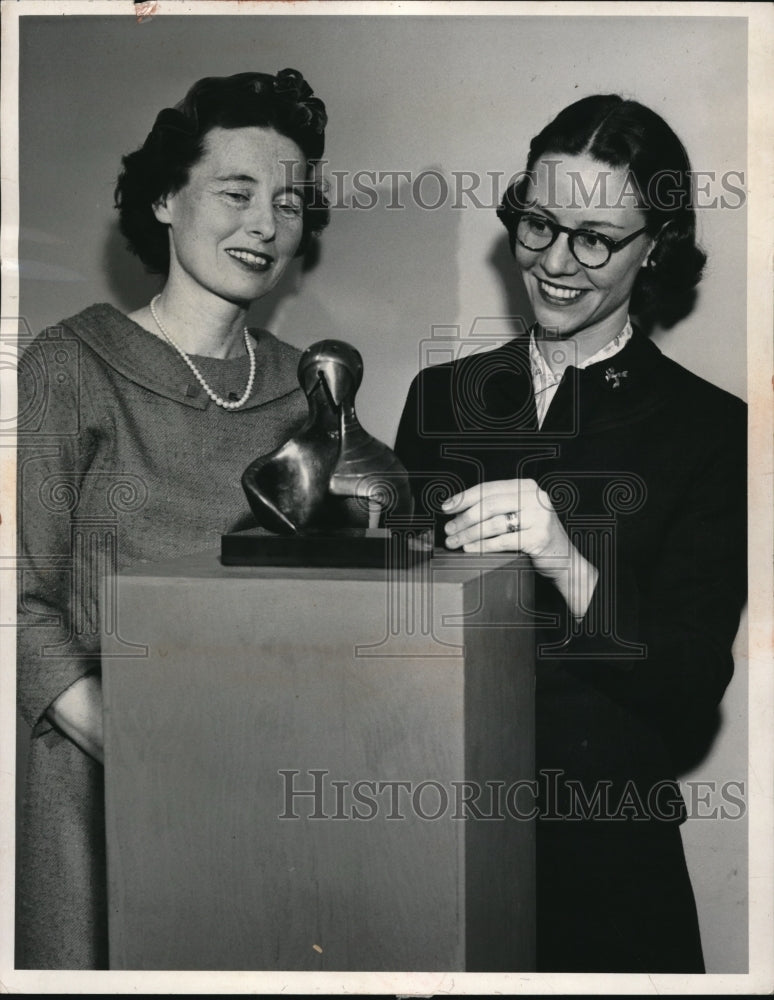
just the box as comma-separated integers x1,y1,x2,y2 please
15,69,329,969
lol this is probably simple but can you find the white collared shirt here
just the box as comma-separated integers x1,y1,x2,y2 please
529,319,633,428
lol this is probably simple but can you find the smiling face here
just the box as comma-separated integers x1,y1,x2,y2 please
153,125,307,307
516,153,655,347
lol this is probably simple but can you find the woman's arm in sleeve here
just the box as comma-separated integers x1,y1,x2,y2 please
563,400,748,727
394,372,429,505
16,329,104,753
394,367,467,535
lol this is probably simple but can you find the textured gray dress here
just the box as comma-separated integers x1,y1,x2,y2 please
16,304,307,968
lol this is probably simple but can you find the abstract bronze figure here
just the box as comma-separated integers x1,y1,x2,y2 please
242,339,414,533
223,340,427,566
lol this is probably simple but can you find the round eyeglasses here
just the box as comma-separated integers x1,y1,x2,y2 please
512,211,649,269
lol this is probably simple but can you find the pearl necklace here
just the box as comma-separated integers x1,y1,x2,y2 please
149,295,256,411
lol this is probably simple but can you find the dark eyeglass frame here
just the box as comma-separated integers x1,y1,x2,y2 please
512,210,649,269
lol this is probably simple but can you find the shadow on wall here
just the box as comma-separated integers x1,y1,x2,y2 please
103,221,158,315
635,286,701,341
487,234,534,335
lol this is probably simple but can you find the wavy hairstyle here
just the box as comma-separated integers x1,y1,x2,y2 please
497,95,706,324
115,69,330,274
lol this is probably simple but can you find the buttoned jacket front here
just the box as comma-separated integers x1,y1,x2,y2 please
395,330,747,814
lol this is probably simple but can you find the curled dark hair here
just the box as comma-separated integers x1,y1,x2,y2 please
497,95,706,324
115,69,330,274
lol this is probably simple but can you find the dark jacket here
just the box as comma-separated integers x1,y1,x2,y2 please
395,330,747,819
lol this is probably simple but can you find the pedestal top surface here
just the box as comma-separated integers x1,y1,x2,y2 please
120,547,529,585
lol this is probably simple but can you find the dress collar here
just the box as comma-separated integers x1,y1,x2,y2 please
60,303,302,410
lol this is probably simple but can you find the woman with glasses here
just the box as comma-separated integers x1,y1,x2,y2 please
16,68,328,969
395,95,747,972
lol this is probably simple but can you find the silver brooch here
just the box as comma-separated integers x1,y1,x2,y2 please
604,367,628,389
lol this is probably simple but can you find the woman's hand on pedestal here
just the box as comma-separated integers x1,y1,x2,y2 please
442,479,599,619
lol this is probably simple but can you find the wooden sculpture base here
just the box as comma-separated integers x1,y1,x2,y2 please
221,525,434,568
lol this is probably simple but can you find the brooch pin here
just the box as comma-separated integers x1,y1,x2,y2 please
604,367,628,389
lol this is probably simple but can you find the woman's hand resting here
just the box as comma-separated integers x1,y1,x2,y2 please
442,478,599,619
46,673,104,764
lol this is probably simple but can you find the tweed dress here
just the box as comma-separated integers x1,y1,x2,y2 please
16,304,307,969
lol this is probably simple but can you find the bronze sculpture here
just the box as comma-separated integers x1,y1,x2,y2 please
222,340,429,566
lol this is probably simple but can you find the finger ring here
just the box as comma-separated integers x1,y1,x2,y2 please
505,511,520,533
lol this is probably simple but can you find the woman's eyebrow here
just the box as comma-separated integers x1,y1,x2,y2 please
529,202,627,231
215,172,257,182
214,175,305,198
578,219,627,231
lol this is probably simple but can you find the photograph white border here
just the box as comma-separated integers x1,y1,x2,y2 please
1,1,771,994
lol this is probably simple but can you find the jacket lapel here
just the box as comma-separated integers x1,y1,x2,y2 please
540,330,664,436
458,334,538,433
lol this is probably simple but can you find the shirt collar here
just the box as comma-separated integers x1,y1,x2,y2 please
529,318,633,388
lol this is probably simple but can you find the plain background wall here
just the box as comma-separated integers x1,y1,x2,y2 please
15,12,748,973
